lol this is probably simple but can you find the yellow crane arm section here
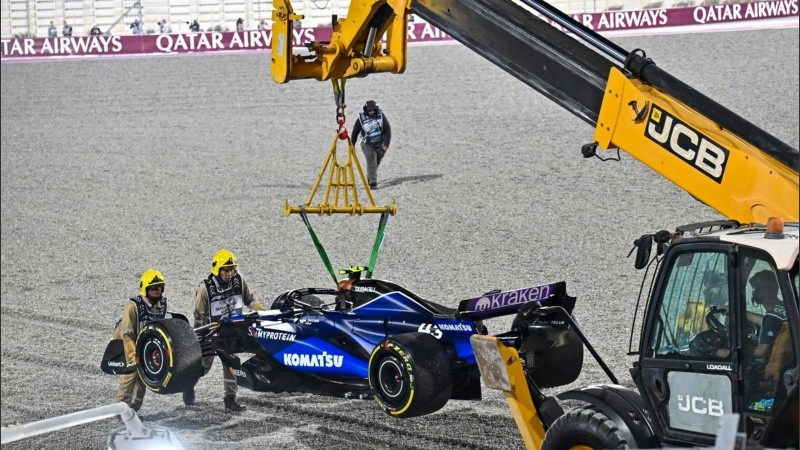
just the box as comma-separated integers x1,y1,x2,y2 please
470,335,549,448
596,68,799,224
271,0,410,83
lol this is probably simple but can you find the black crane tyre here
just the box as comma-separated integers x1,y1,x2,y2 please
136,318,202,395
368,332,453,418
542,406,628,450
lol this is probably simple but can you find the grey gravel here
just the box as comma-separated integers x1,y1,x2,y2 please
1,27,798,450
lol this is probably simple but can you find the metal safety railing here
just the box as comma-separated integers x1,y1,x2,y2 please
1,402,184,450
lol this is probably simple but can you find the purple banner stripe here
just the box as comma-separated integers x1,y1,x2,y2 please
541,0,797,32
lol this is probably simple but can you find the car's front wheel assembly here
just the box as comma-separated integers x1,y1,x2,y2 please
136,318,202,394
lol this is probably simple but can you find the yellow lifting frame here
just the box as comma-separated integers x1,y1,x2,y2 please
284,131,397,216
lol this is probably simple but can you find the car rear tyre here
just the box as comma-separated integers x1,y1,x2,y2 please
368,332,453,418
513,307,584,388
136,318,202,394
542,405,627,450
526,329,583,388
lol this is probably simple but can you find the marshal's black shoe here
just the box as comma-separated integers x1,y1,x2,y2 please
224,397,246,413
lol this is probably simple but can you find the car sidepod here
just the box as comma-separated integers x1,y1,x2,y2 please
236,312,374,396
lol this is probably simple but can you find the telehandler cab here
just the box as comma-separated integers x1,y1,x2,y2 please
473,217,798,448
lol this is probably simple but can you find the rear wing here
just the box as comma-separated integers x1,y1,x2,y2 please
457,281,575,320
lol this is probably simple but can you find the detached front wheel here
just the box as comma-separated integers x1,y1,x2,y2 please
136,318,202,394
368,332,453,418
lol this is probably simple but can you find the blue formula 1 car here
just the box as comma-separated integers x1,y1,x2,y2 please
104,268,586,418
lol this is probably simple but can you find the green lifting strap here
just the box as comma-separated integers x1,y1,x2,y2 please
299,207,339,285
366,212,390,279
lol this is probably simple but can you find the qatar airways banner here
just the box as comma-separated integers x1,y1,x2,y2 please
2,0,797,60
544,0,797,31
0,24,449,59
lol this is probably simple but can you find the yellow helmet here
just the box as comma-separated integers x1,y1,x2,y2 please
139,269,166,297
211,249,239,276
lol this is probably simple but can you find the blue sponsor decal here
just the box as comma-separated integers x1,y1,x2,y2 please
274,337,367,377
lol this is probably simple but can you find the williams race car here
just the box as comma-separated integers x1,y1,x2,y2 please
102,268,586,418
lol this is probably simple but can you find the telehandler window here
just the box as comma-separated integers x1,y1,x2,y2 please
648,252,731,359
740,254,794,414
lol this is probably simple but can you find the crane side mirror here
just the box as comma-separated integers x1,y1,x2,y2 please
632,235,653,270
